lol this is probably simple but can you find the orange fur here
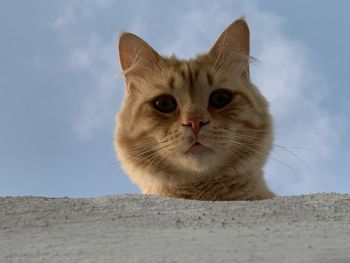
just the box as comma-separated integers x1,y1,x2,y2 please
115,18,275,200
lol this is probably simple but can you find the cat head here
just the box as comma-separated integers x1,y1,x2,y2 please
116,18,272,177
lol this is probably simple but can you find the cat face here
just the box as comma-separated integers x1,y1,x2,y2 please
116,19,272,177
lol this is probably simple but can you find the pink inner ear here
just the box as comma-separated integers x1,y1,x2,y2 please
209,19,250,57
118,32,162,82
209,19,250,80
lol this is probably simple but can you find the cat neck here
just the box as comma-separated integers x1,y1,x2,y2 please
138,167,275,201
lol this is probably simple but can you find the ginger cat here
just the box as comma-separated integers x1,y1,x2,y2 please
115,18,275,200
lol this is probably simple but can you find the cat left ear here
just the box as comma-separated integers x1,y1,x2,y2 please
118,32,161,85
209,18,250,80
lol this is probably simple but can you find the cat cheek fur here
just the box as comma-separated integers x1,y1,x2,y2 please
115,18,275,200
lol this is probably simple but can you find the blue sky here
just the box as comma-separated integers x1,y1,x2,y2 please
1,0,349,197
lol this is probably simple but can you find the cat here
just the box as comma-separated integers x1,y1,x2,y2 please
115,18,275,200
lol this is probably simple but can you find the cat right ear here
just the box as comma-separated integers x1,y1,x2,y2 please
209,18,250,80
118,32,161,85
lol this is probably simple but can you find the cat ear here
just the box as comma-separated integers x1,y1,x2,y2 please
118,32,161,83
209,18,250,80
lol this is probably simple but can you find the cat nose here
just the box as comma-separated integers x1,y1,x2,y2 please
182,116,209,135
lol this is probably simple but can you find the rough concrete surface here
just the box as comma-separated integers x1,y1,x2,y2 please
1,193,350,263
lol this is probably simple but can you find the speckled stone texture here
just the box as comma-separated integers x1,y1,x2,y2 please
1,193,350,263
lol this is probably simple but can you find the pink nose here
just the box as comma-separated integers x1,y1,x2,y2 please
182,116,209,135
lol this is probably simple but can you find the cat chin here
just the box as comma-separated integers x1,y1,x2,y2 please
175,152,220,173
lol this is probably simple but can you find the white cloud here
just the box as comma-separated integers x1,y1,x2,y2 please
68,37,122,141
53,0,114,29
53,0,123,141
53,0,341,195
68,48,92,69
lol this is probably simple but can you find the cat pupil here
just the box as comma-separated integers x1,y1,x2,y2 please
153,95,177,113
209,90,232,109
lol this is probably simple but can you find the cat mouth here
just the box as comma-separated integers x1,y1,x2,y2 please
184,142,214,155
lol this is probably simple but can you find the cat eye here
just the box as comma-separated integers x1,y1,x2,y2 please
152,95,177,113
209,89,233,109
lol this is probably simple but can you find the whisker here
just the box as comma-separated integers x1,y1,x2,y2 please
221,137,301,179
274,144,312,173
118,141,169,166
220,128,315,176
